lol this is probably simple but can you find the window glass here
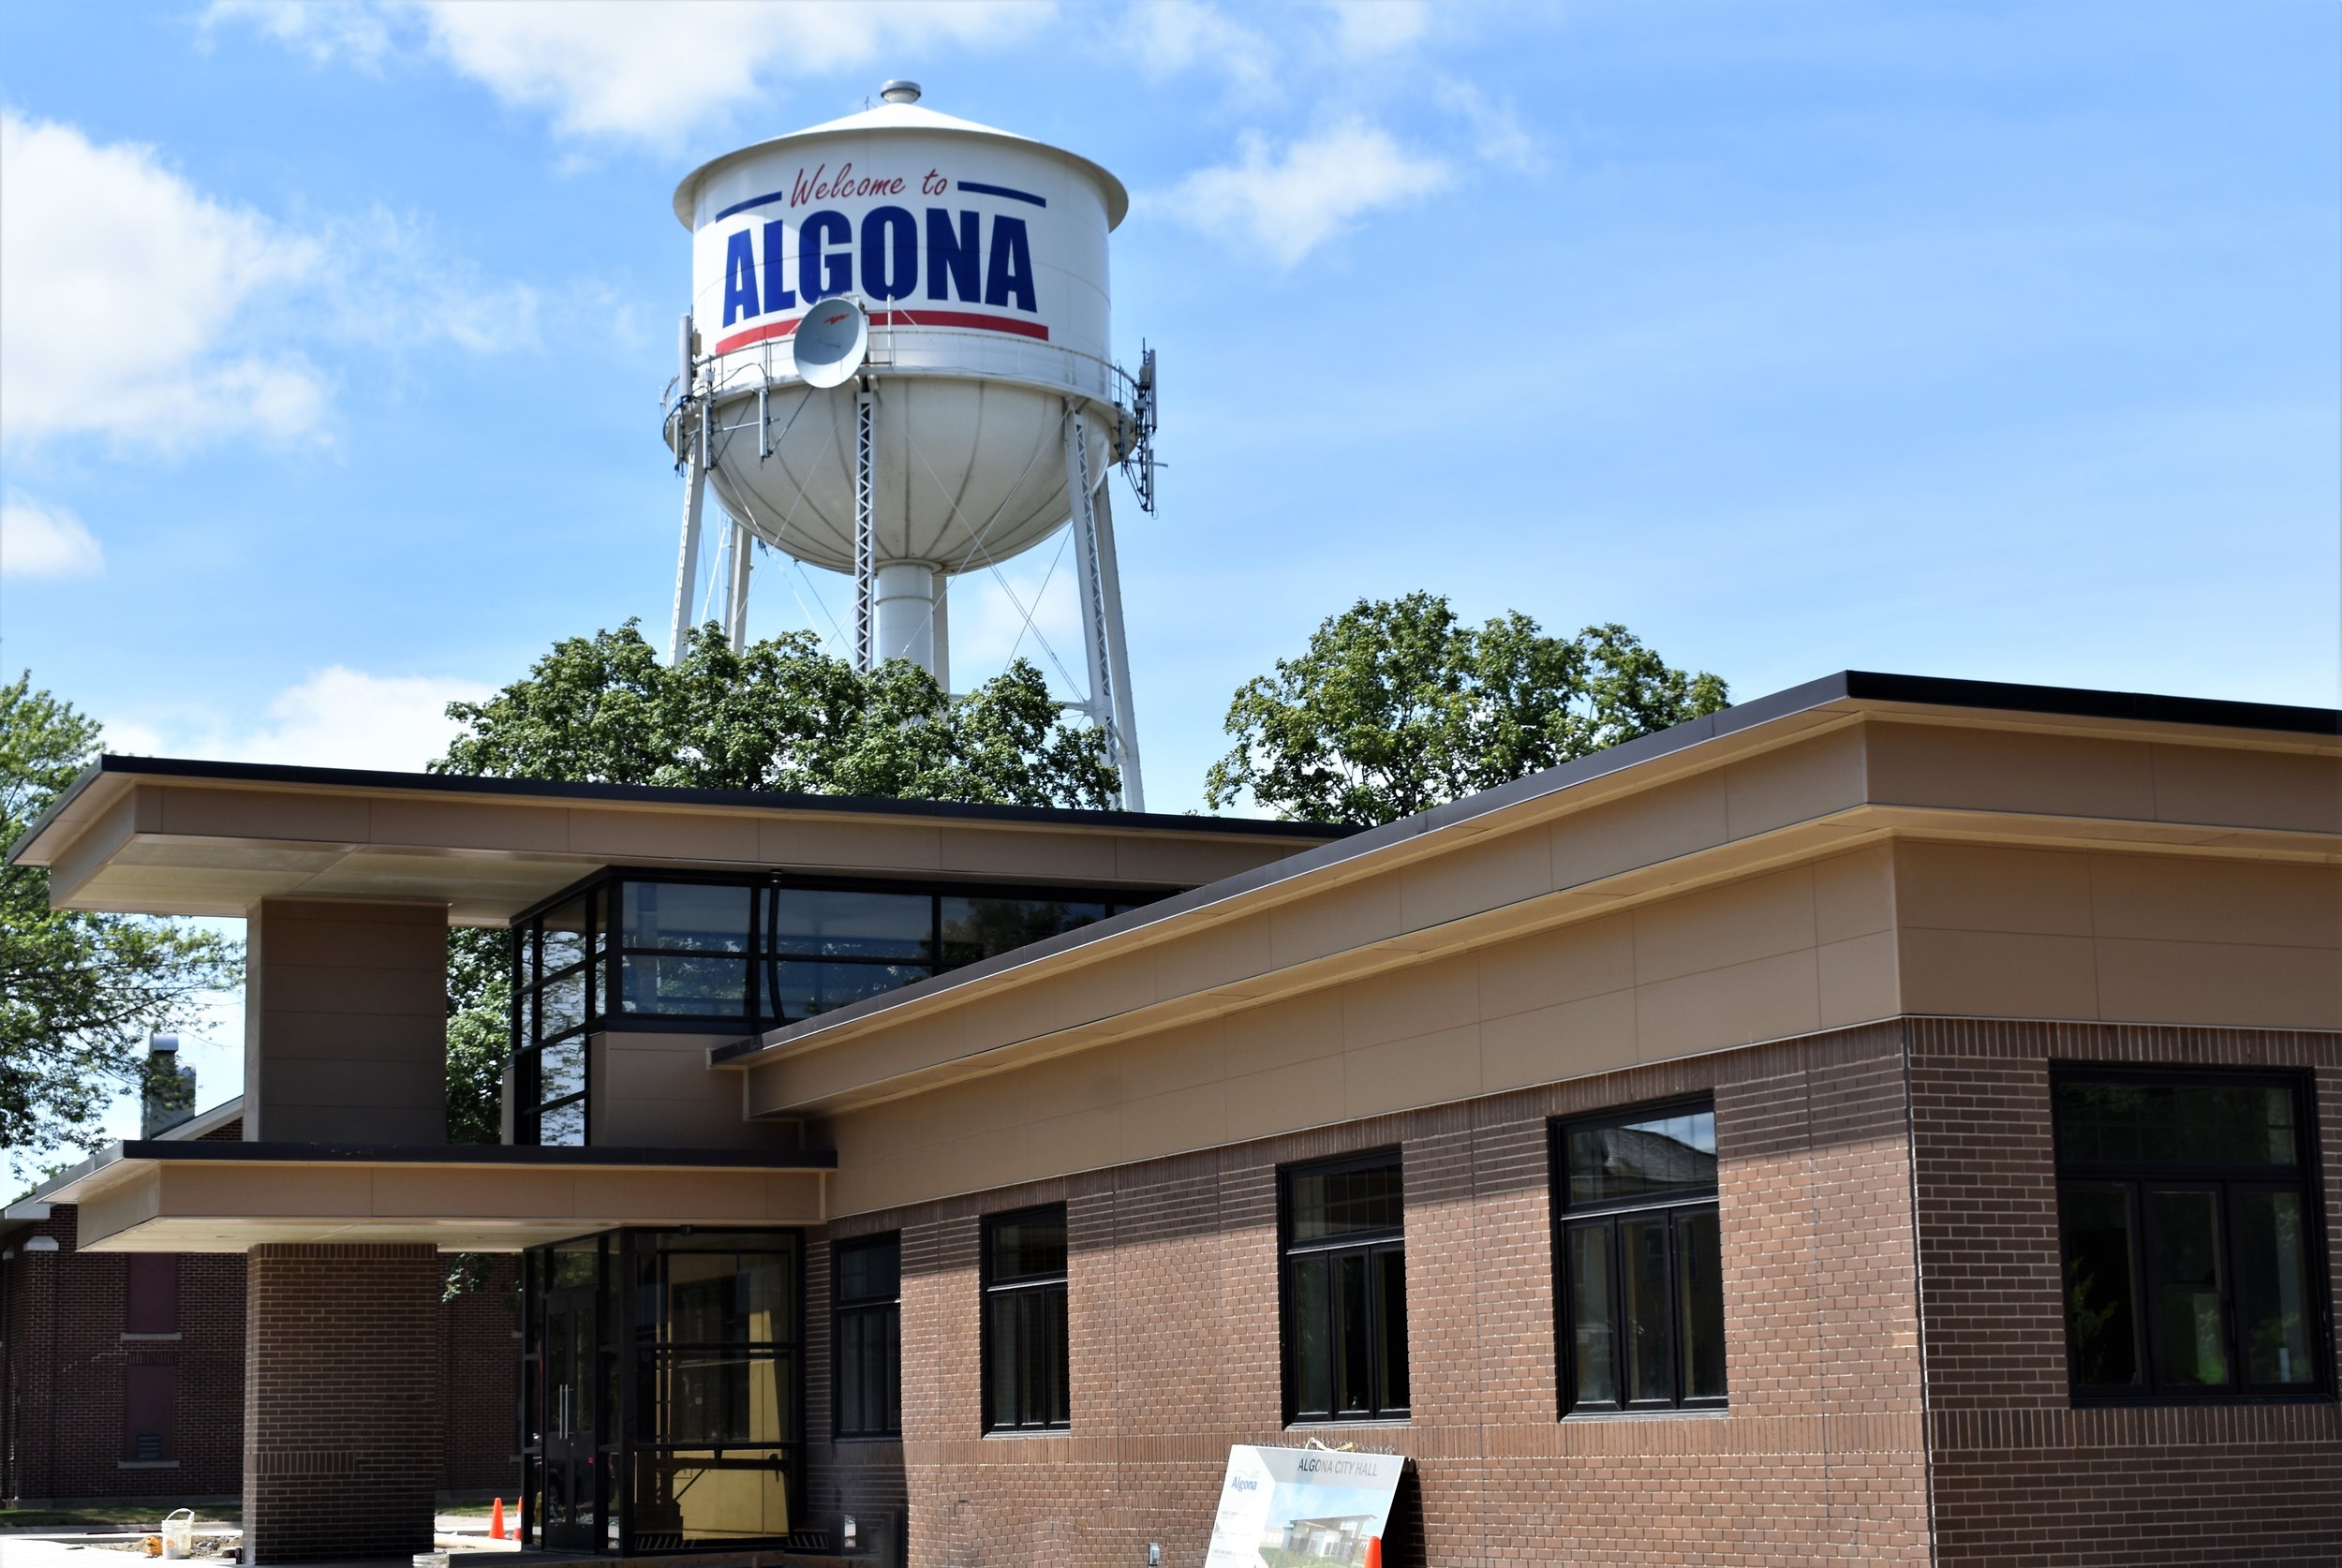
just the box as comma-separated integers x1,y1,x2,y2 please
1553,1101,1726,1414
939,897,1109,967
2056,1080,2298,1168
982,1206,1070,1430
837,1235,900,1304
621,953,750,1017
2237,1191,2317,1386
1565,1108,1717,1207
834,1235,901,1439
771,889,930,960
1287,1161,1404,1242
540,1097,586,1147
772,960,932,1023
2148,1189,2231,1387
539,969,587,1040
2060,1187,2142,1388
1282,1155,1408,1422
624,881,753,953
540,1039,586,1104
541,897,589,973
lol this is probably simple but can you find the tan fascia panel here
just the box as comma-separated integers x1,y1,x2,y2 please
25,772,1340,924
52,1151,829,1253
734,716,2342,1117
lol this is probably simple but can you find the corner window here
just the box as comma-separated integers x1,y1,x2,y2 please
1281,1152,1409,1423
515,891,602,1146
2053,1068,2329,1402
834,1234,901,1440
1552,1100,1726,1414
982,1206,1069,1432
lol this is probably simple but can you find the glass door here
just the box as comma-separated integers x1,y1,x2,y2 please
542,1270,600,1551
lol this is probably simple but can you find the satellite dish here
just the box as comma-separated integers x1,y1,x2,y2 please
794,298,869,389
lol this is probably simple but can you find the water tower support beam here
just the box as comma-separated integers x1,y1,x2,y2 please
722,524,753,653
1062,404,1146,812
667,315,707,667
852,388,876,673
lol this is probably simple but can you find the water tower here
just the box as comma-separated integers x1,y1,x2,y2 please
663,81,1157,809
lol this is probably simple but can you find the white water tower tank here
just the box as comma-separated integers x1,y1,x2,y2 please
662,82,1152,807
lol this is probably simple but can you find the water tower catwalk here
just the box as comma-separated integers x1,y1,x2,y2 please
663,81,1158,809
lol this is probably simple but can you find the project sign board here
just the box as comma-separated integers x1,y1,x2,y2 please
1203,1445,1405,1568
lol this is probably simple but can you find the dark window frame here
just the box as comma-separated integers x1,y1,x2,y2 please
1279,1148,1410,1426
1549,1095,1727,1417
2051,1064,2334,1407
979,1204,1071,1434
832,1233,902,1441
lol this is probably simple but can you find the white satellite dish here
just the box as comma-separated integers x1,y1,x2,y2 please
794,298,869,389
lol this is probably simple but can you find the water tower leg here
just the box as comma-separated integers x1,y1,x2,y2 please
1063,405,1146,811
723,523,753,653
1090,482,1146,812
667,433,708,667
931,574,951,694
853,388,876,673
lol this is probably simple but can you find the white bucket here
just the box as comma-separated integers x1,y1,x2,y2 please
160,1509,195,1561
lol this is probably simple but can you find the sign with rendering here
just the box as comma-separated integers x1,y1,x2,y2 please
1203,1445,1405,1567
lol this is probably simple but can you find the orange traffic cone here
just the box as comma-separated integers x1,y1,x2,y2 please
490,1497,507,1540
1364,1538,1382,1568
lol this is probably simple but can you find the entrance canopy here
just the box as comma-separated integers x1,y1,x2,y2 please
23,1140,832,1251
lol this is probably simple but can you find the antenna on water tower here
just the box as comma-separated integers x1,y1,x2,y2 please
661,81,1155,810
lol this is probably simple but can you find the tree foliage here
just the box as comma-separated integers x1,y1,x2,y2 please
435,619,1119,806
429,619,1123,1145
1205,594,1730,825
1,673,240,1179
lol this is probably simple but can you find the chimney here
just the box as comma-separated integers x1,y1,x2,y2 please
141,1034,196,1138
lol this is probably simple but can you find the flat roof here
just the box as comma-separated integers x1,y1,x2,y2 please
713,669,2341,1068
11,755,1353,924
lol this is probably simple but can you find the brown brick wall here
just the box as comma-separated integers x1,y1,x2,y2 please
0,1208,245,1503
243,1243,441,1562
809,1022,1934,1567
1908,1019,2342,1565
439,1254,523,1497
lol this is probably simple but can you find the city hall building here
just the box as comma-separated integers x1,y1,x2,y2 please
7,671,2338,1565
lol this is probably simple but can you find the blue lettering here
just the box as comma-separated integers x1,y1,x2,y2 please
721,229,760,327
984,215,1036,313
798,210,852,302
926,208,980,303
761,220,795,313
860,206,919,302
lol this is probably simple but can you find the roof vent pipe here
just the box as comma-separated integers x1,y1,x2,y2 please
880,80,921,104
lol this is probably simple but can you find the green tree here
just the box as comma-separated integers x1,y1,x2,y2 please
430,619,1121,1144
1205,594,1730,825
1,673,240,1181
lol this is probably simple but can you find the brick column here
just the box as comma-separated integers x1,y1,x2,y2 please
244,1244,441,1563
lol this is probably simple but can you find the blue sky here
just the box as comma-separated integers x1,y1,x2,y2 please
3,2,2335,1134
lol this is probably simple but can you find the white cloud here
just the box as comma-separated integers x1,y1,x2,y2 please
1323,0,1429,57
1436,76,1545,174
1131,0,1277,94
0,495,105,578
214,0,1053,147
0,110,329,451
202,0,395,67
1158,119,1448,267
0,111,541,454
110,666,494,772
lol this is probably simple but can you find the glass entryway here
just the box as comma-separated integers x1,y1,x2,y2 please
522,1229,802,1554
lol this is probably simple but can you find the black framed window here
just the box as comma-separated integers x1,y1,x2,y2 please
512,889,604,1146
2053,1067,2330,1403
833,1234,901,1440
981,1206,1069,1432
1281,1152,1409,1423
1552,1099,1725,1414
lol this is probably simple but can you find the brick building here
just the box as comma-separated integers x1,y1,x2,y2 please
0,1099,522,1508
7,672,2337,1563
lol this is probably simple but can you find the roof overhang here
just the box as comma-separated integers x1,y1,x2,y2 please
35,1141,835,1252
8,757,1347,925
